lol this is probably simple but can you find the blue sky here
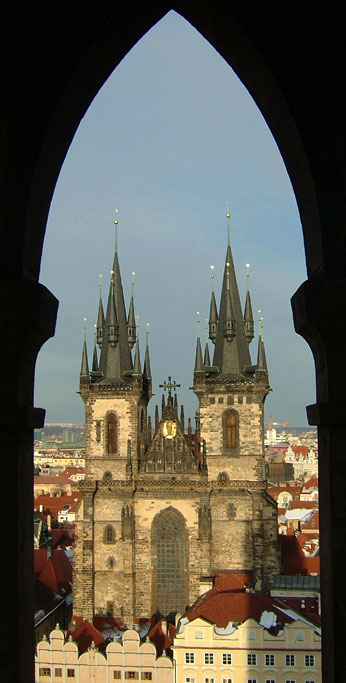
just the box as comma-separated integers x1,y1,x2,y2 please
35,11,315,427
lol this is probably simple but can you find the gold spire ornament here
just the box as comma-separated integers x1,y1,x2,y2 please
226,202,231,246
114,209,119,253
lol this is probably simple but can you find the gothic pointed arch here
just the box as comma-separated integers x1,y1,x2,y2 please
151,507,188,616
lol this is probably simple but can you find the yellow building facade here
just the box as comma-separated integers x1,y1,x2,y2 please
35,627,173,683
173,616,321,683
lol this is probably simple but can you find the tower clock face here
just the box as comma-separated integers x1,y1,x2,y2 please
162,420,177,439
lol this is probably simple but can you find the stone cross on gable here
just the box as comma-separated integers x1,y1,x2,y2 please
159,376,180,397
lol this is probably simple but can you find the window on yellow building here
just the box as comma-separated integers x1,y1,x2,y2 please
285,654,296,666
247,653,257,666
55,670,63,678
39,670,51,677
142,675,152,681
204,652,214,664
264,654,275,666
304,655,315,667
67,671,75,678
125,673,139,680
185,652,195,664
113,673,121,680
222,653,232,665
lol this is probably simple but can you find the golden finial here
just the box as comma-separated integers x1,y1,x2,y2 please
99,273,103,298
113,209,119,252
136,315,140,329
146,322,150,346
258,310,264,339
83,317,87,340
246,263,250,290
196,311,201,337
226,202,231,246
131,271,135,296
210,265,215,292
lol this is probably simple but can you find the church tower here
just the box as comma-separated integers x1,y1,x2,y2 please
73,211,279,627
193,209,279,591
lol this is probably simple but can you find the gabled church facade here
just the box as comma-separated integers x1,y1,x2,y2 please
73,214,279,626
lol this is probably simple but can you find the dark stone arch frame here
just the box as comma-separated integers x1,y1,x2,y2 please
2,3,345,680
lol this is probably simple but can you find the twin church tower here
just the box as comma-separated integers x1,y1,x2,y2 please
73,212,279,625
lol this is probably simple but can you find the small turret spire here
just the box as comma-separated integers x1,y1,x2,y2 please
133,337,142,375
257,311,268,371
92,325,99,372
180,405,185,433
143,323,151,379
80,318,89,377
127,271,136,349
194,312,204,372
97,274,105,348
155,405,159,433
208,265,218,344
204,341,211,366
244,263,254,344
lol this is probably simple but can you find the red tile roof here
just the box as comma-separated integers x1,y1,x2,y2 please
69,620,106,654
289,500,317,510
302,477,319,489
184,587,320,631
146,620,176,655
291,445,309,456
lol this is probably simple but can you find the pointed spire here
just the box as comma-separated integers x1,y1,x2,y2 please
208,265,218,344
194,312,204,372
180,405,185,434
92,325,99,372
143,323,151,379
212,207,251,376
204,341,211,366
107,275,118,347
174,392,178,411
243,263,254,344
257,311,268,371
127,272,136,349
223,261,236,342
155,405,159,433
133,338,142,375
161,394,166,416
80,318,89,377
187,417,192,439
97,274,105,348
147,416,153,446
98,213,133,380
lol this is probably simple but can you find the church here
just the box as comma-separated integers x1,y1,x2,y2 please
73,212,279,625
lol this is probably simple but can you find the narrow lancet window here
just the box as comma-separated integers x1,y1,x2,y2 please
225,410,237,449
106,413,117,454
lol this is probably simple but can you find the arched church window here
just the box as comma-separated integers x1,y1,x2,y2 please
104,525,116,544
107,556,115,569
224,410,237,449
153,509,187,616
106,413,117,454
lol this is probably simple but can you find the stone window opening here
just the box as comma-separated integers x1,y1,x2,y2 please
223,409,238,450
104,525,116,544
153,508,188,616
106,412,118,454
107,556,115,569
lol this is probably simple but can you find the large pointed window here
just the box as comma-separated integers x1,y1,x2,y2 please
153,509,187,616
224,410,237,450
106,413,117,454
